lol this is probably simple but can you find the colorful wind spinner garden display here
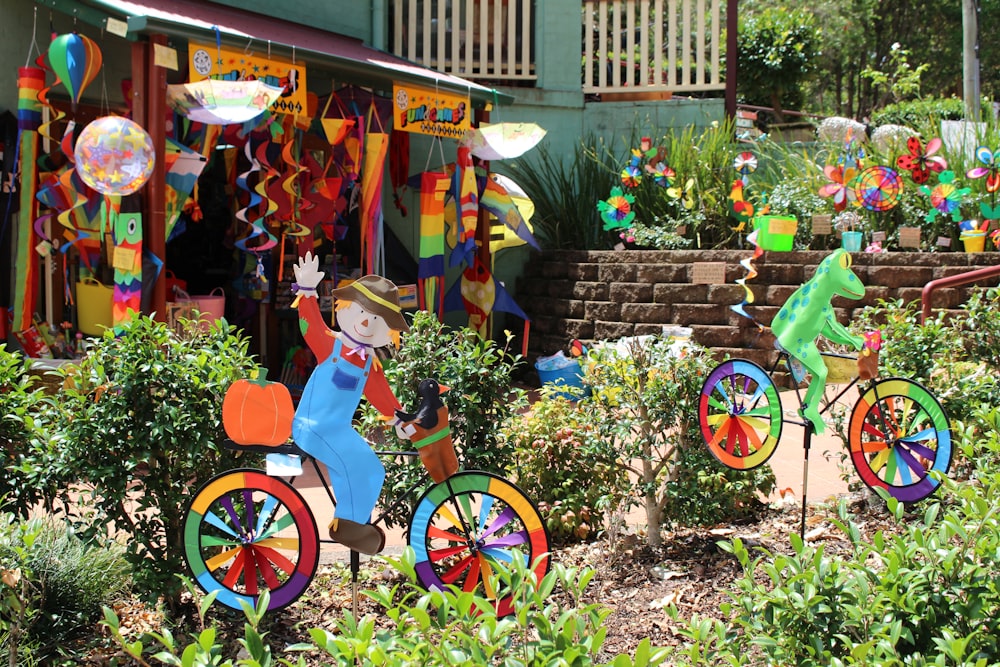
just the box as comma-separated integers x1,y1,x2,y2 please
595,136,693,243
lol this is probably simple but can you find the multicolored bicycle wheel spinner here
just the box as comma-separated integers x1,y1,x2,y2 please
408,471,550,617
848,378,952,503
699,359,784,470
184,469,320,612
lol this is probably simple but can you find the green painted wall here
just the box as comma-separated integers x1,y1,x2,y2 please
0,0,132,114
0,0,725,336
214,0,374,44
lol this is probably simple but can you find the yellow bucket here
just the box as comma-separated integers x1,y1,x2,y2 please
821,353,857,384
76,278,113,336
962,233,986,253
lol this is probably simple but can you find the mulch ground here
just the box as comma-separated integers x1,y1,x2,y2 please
73,492,901,665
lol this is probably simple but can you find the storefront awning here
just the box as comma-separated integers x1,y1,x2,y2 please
39,0,513,108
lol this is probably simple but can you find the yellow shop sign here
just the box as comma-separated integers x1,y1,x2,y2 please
187,41,308,117
392,84,470,138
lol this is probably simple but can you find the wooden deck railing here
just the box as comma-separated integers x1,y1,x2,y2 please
389,0,726,95
583,0,724,95
390,0,536,82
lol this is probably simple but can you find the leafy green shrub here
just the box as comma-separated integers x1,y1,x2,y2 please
0,515,130,662
852,297,996,424
870,96,968,129
0,346,50,518
958,287,1000,369
507,397,628,545
666,404,1000,667
103,551,670,666
361,310,528,528
579,337,774,547
45,316,257,609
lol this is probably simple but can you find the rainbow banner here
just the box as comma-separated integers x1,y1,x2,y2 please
12,67,44,332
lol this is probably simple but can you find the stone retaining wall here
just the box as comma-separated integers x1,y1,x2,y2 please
518,249,1000,369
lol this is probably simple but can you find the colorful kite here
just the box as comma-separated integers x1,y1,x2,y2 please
478,170,539,251
444,255,530,343
450,145,479,267
11,66,45,332
418,171,450,315
164,139,208,240
111,210,142,329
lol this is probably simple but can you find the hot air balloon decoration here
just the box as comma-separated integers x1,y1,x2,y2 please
47,32,103,111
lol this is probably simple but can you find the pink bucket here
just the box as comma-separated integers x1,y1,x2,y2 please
191,287,225,329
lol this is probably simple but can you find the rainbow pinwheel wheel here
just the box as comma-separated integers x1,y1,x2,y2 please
853,165,903,212
667,178,695,210
920,171,971,222
645,161,674,188
597,187,636,230
896,136,947,184
621,156,643,188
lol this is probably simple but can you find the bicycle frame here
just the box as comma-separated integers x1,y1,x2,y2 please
765,349,866,427
241,440,441,545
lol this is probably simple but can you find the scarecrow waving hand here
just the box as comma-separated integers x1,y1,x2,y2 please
291,252,410,554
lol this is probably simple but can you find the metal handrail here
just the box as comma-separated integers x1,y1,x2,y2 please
921,264,1000,323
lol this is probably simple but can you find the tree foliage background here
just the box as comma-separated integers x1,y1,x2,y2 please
737,0,1000,120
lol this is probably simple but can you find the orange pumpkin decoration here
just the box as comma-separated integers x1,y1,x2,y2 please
222,376,295,446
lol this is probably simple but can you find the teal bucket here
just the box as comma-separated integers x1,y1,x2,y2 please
536,362,586,400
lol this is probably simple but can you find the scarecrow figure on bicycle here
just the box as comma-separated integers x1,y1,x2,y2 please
291,252,410,555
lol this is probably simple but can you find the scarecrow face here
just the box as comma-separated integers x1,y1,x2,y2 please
339,301,392,348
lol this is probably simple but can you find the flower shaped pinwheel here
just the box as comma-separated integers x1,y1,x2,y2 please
896,136,947,184
920,170,971,223
597,187,636,230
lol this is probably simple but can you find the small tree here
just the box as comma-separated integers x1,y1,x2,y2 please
360,310,528,528
0,345,52,518
579,337,774,547
47,316,256,609
736,8,819,121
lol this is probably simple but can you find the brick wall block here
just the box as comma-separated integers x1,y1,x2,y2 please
585,301,622,321
598,264,637,282
594,320,636,340
621,303,670,323
870,266,933,289
637,264,689,283
654,283,708,303
610,282,654,302
573,281,610,300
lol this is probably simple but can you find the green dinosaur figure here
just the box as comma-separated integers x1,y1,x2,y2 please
771,248,865,434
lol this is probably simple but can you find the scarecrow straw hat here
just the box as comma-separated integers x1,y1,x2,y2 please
331,275,409,332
